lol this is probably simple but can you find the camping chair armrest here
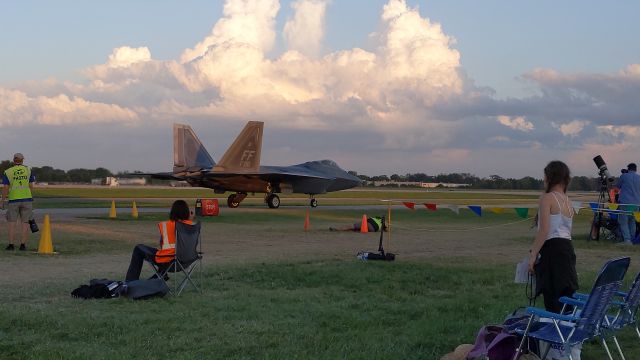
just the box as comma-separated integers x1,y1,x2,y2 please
526,307,578,322
154,254,175,260
611,299,626,307
615,290,628,298
559,296,585,308
572,292,589,300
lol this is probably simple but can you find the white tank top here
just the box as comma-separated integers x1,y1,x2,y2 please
546,192,573,240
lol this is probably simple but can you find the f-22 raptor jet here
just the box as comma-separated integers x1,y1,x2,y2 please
151,121,362,208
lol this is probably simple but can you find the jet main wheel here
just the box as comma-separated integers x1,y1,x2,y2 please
267,194,280,209
310,198,318,208
227,194,240,208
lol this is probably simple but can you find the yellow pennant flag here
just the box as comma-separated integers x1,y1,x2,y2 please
608,203,619,211
489,207,505,214
635,212,640,222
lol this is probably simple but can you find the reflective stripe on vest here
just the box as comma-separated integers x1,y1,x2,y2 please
5,165,32,201
160,221,176,250
369,217,382,231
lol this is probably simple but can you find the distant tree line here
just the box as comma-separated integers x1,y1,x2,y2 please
351,171,606,192
0,160,605,191
0,160,113,183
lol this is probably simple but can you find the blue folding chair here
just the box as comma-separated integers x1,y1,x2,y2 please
512,256,631,360
564,270,640,360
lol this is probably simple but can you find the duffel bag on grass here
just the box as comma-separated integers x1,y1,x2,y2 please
125,278,169,300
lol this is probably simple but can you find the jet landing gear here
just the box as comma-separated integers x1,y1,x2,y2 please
266,194,280,209
309,198,318,208
227,193,247,208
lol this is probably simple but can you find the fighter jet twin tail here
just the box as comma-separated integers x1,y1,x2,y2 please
150,122,362,208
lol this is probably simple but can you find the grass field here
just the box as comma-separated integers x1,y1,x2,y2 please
1,188,639,359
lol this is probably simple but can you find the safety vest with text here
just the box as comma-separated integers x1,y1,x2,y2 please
4,165,33,201
155,219,193,263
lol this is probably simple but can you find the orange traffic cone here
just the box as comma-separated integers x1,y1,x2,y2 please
38,214,54,254
360,214,368,233
109,200,117,219
131,200,139,219
304,210,310,231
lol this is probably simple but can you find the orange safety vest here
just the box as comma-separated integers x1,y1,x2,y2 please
155,219,193,263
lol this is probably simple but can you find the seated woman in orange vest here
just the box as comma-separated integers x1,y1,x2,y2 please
125,200,193,281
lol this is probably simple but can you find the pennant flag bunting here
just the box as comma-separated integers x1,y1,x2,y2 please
608,203,619,211
403,202,416,210
489,207,505,214
634,212,640,222
610,213,618,220
468,206,482,217
515,208,529,219
589,202,599,211
424,203,437,211
571,201,582,214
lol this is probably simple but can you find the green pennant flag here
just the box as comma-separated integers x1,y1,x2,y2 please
515,208,529,219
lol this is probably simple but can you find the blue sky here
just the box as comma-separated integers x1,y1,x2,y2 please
1,0,639,177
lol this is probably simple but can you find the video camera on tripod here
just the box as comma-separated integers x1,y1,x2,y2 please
589,155,620,241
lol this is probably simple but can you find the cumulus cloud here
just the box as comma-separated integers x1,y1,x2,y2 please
554,120,588,137
0,88,138,126
180,0,280,63
283,0,327,58
2,0,640,176
107,46,151,68
497,115,534,132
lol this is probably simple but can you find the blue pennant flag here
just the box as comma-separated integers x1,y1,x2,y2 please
468,205,482,217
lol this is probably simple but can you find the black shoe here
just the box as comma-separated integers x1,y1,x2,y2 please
19,244,26,251
5,244,14,251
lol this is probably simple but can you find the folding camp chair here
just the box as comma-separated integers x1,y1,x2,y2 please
563,270,640,360
512,256,631,360
147,221,203,295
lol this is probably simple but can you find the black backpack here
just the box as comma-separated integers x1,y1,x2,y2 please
71,279,124,299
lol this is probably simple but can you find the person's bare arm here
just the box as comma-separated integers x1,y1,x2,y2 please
529,194,551,273
1,184,8,209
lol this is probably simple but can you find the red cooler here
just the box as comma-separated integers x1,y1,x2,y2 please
195,198,219,216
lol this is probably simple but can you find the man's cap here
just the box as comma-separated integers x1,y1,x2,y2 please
13,153,24,160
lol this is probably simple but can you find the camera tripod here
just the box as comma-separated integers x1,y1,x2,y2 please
589,175,619,241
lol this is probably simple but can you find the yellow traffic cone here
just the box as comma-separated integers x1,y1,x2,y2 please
38,214,54,254
132,200,139,219
360,214,368,233
304,210,310,231
109,200,117,219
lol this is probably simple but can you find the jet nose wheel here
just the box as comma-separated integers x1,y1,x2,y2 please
267,194,280,209
310,198,318,208
227,194,240,208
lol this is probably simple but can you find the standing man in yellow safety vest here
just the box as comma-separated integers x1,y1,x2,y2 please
1,153,36,251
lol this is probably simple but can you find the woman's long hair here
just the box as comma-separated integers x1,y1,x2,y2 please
169,200,190,221
544,160,571,193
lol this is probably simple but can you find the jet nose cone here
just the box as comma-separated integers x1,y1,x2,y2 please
329,175,362,191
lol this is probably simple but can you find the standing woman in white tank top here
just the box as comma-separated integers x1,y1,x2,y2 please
528,160,579,313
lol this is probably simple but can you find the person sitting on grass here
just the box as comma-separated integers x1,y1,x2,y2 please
329,216,386,232
125,200,193,281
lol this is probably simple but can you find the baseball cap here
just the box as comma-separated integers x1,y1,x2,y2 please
13,153,24,160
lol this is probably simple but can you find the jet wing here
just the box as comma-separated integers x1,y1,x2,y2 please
197,170,335,194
